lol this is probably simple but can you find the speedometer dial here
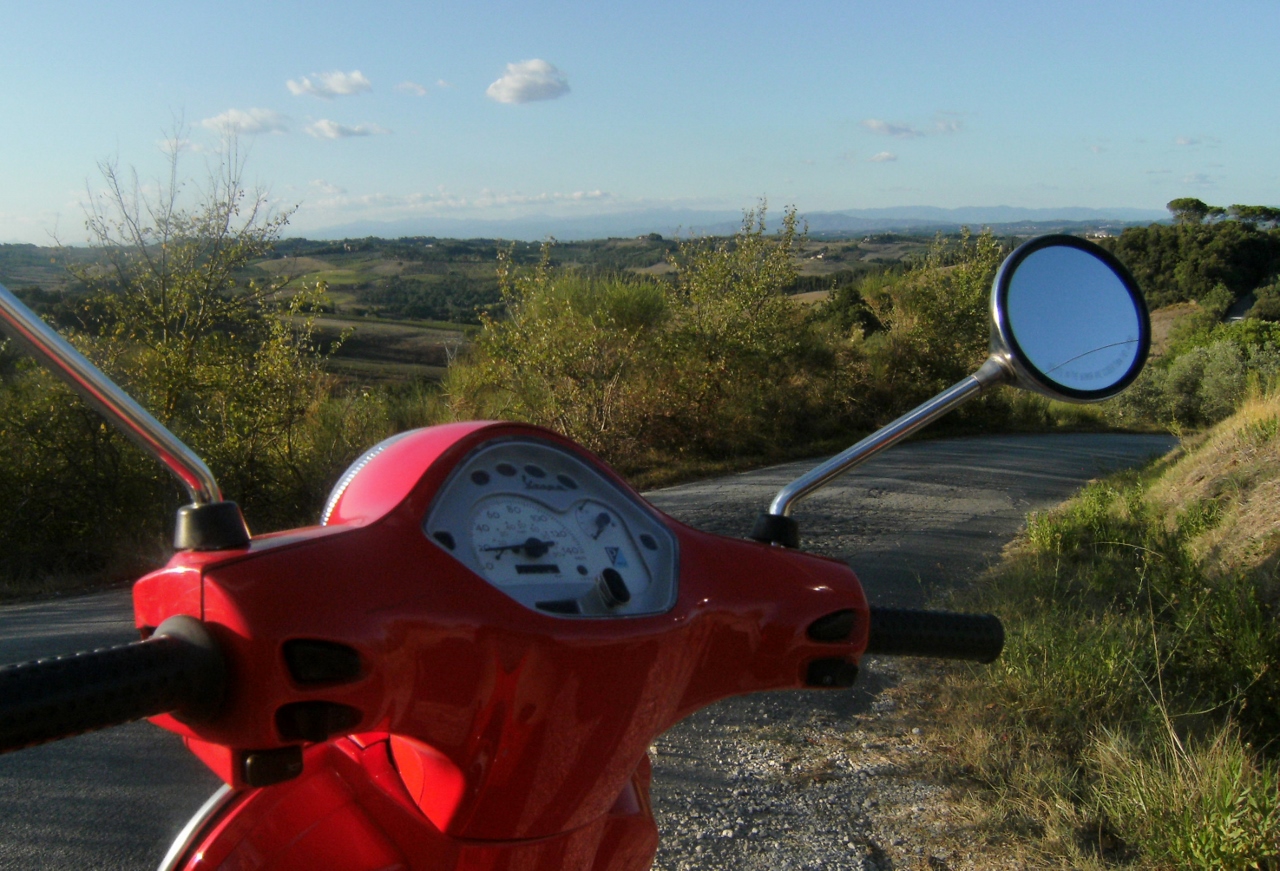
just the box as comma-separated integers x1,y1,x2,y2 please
424,437,679,618
471,495,586,586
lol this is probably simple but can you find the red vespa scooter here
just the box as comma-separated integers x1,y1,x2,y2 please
0,235,1148,870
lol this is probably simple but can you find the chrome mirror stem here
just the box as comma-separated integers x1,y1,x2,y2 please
764,355,1013,518
0,282,223,506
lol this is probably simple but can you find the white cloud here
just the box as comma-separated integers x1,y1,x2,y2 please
868,151,898,163
473,188,608,207
1182,172,1216,187
309,179,346,195
1175,136,1200,146
486,59,570,104
158,137,203,155
1090,145,1106,154
437,79,454,89
305,119,390,139
287,70,373,99
396,81,428,97
862,115,963,138
862,119,921,138
199,108,288,135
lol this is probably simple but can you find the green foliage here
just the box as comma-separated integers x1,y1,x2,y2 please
861,229,1006,410
1168,197,1217,225
812,269,892,337
991,478,1280,742
1111,320,1280,428
446,245,667,458
1249,276,1280,321
1103,208,1280,308
1090,728,1280,870
447,205,848,466
1096,207,1280,430
0,351,171,579
1229,204,1280,228
446,216,1067,483
0,141,390,584
356,273,500,324
941,450,1280,866
654,205,830,456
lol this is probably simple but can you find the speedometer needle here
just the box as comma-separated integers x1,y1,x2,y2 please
482,537,555,559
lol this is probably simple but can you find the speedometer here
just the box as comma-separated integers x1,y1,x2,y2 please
423,437,678,618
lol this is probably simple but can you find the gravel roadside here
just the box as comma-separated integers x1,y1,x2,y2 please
643,433,1175,871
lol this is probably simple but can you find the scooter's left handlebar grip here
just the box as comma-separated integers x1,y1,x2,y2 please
0,615,225,753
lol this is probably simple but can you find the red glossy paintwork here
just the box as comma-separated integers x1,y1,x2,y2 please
137,422,869,869
172,736,659,871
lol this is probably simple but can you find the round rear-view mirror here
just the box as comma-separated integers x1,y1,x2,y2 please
991,235,1149,402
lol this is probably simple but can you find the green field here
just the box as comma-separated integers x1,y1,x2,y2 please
0,232,948,383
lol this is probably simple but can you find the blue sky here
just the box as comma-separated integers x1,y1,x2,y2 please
2,0,1277,243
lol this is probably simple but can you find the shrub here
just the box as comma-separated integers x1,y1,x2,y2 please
0,138,385,586
446,205,848,467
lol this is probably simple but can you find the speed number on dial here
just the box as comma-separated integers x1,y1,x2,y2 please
471,496,586,585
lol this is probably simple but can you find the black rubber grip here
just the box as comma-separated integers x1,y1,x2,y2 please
865,607,1004,663
0,615,225,753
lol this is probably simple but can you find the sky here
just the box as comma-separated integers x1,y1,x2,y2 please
2,0,1277,243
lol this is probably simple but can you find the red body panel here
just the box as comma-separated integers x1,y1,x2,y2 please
137,422,869,869
175,736,659,871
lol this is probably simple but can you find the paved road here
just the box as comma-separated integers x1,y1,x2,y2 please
0,592,222,869
0,433,1174,869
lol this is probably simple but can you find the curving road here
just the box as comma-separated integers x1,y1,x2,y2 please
0,433,1174,869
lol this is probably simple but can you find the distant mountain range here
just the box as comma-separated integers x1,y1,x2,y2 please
307,205,1168,241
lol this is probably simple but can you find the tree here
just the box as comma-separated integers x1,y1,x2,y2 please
1101,219,1280,308
862,228,1005,406
0,135,364,583
446,203,842,465
1168,197,1213,225
446,243,668,459
1228,204,1280,228
66,134,339,525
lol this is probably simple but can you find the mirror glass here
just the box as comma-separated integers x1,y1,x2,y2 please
1005,245,1143,393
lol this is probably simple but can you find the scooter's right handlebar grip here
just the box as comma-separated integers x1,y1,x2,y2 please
864,607,1004,662
0,615,225,753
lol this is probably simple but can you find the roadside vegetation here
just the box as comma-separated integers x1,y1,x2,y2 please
928,387,1280,867
0,143,396,589
446,210,1067,484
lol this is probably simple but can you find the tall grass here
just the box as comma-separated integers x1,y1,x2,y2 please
935,410,1280,867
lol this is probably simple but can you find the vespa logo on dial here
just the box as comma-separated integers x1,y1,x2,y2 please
522,475,568,492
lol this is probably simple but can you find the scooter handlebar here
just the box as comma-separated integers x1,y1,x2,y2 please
0,615,225,754
864,607,1004,663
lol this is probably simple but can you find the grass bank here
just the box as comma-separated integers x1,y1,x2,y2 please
927,390,1280,868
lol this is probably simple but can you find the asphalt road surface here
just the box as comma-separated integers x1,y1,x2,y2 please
0,433,1174,869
